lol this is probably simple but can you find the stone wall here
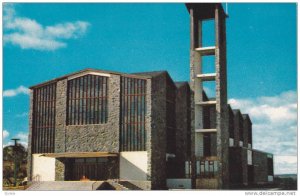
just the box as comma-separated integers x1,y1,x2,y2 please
149,72,167,189
228,147,248,186
55,79,68,153
229,147,243,185
242,116,249,148
55,74,120,153
145,79,152,184
65,124,119,152
189,89,196,188
175,82,191,178
54,74,120,179
166,75,177,155
253,150,268,184
233,110,243,147
55,158,65,181
241,148,248,185
243,115,252,148
107,157,119,179
27,90,34,181
228,105,234,140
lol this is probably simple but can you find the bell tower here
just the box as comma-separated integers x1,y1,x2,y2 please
186,3,229,189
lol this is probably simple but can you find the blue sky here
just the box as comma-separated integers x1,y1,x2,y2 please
3,3,297,174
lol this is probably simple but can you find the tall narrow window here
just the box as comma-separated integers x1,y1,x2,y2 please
67,75,108,125
267,157,273,175
32,83,56,153
120,77,146,151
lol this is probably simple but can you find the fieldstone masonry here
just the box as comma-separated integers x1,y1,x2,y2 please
233,110,243,147
149,73,167,190
145,78,152,184
175,82,191,178
253,150,269,184
64,75,120,153
27,90,33,181
55,158,65,181
55,79,68,153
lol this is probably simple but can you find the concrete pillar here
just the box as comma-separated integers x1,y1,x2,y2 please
215,5,229,189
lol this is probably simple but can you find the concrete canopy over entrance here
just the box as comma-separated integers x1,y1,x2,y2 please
41,152,118,158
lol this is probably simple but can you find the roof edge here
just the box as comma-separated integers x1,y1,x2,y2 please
29,68,151,89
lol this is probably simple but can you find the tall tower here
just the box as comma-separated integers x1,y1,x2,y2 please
186,3,229,189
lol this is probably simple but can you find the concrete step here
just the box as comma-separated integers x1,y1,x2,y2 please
26,181,103,191
118,181,143,190
107,180,129,190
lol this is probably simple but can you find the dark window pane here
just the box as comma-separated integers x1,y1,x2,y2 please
32,83,56,153
67,75,108,125
120,77,147,151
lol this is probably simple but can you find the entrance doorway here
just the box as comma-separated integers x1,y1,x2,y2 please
68,157,109,181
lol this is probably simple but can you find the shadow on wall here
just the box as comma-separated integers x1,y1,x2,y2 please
119,154,149,181
97,182,116,190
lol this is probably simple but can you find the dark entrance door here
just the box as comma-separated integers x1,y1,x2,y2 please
71,157,108,181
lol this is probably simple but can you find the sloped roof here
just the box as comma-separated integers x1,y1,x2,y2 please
29,68,151,89
233,109,243,118
242,114,252,124
175,81,189,88
132,70,168,77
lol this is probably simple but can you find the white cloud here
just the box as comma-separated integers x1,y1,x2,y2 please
274,156,297,174
3,130,10,140
3,4,90,51
16,132,28,148
3,141,13,148
3,131,28,148
229,90,297,174
3,85,29,97
16,132,28,142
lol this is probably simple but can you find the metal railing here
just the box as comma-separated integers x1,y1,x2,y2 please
196,156,218,178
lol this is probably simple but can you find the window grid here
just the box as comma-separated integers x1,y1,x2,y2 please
120,77,146,151
67,75,108,125
32,83,56,153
